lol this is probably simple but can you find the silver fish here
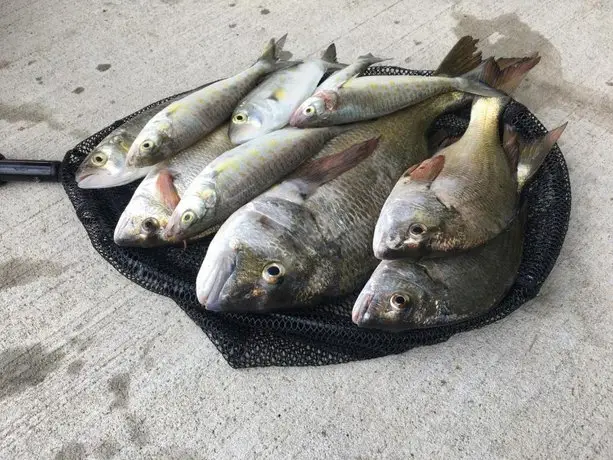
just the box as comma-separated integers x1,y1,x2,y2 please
228,44,344,144
75,104,168,188
289,35,499,127
353,212,524,331
164,125,347,242
125,35,295,168
114,124,234,247
195,91,467,312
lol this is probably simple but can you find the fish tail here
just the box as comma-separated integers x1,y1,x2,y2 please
320,43,346,70
434,35,482,77
258,34,300,71
453,59,506,98
516,122,567,190
469,53,541,94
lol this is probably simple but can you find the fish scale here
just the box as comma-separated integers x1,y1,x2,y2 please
165,126,346,241
430,97,518,243
194,91,468,312
304,94,465,293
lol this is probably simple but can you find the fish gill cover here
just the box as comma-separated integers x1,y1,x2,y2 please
60,66,571,368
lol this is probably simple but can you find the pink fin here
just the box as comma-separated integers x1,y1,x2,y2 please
156,169,180,210
408,156,445,182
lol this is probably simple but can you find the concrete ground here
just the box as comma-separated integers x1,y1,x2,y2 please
1,0,612,458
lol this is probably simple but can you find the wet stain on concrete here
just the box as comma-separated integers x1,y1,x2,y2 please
54,442,86,460
0,257,64,290
69,335,93,352
0,60,10,69
0,102,65,130
413,40,422,45
66,359,85,376
126,412,150,447
108,372,130,409
27,60,36,65
96,63,111,72
452,11,613,130
94,438,120,460
0,344,66,400
69,128,92,140
72,86,85,94
229,23,237,28
260,7,270,14
606,81,613,87
35,76,43,84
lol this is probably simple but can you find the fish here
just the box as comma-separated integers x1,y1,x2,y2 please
113,124,234,247
125,35,296,168
195,91,469,312
372,95,567,259
228,44,345,144
75,93,196,189
164,125,348,242
289,35,502,128
353,211,525,331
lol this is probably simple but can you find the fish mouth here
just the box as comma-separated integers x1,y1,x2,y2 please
196,251,235,310
76,171,139,189
163,217,184,242
352,291,374,326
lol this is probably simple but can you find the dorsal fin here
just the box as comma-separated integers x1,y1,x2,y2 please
434,35,482,77
155,169,181,210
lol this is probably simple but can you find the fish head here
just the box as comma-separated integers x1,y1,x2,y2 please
289,92,336,128
197,199,331,312
113,189,172,248
164,188,217,241
126,120,172,167
373,183,454,259
229,101,271,144
76,130,140,188
352,260,446,330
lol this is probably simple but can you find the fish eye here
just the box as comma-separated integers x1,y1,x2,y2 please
140,139,155,152
181,210,196,225
141,217,159,234
91,153,107,166
233,112,248,124
409,223,427,237
262,262,285,284
390,292,410,310
303,106,315,117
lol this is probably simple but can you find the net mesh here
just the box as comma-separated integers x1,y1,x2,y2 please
60,67,571,368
